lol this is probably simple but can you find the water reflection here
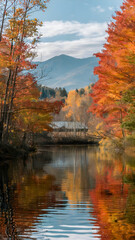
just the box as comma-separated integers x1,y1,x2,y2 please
0,146,135,239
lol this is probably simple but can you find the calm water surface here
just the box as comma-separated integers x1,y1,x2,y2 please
0,145,135,240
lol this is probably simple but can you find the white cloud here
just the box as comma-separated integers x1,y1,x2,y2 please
108,6,114,11
92,5,105,13
39,21,107,39
96,6,105,13
34,21,108,61
35,36,107,61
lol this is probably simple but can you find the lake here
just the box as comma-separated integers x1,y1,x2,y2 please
0,145,135,240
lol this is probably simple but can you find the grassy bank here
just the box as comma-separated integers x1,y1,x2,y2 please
99,135,135,155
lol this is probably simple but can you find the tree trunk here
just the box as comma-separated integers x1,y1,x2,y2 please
21,132,27,148
0,0,8,41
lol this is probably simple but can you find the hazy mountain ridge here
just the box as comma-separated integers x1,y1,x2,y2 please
32,55,99,91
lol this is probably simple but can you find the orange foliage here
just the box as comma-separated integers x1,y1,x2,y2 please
0,0,63,142
90,0,135,138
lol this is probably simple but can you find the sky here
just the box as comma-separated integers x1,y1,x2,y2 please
34,0,123,61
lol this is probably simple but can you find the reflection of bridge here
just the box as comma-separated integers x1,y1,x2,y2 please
50,134,100,144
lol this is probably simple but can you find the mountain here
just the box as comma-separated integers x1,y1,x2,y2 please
32,55,99,91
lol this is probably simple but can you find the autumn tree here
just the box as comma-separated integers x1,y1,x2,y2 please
0,0,60,144
63,88,92,126
90,0,135,140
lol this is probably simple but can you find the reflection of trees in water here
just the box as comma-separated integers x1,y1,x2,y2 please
31,150,53,169
0,156,64,239
60,146,97,203
0,146,97,238
0,146,135,240
0,164,18,239
89,152,135,240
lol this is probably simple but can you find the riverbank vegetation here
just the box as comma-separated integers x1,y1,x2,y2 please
90,0,135,148
0,0,62,152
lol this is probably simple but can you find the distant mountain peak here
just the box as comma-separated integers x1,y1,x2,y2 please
58,54,70,58
31,55,99,91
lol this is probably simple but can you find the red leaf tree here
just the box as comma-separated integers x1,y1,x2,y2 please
90,0,135,139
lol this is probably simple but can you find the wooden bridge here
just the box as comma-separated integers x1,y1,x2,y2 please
34,121,101,145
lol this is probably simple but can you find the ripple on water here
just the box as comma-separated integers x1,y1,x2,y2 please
21,202,101,240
